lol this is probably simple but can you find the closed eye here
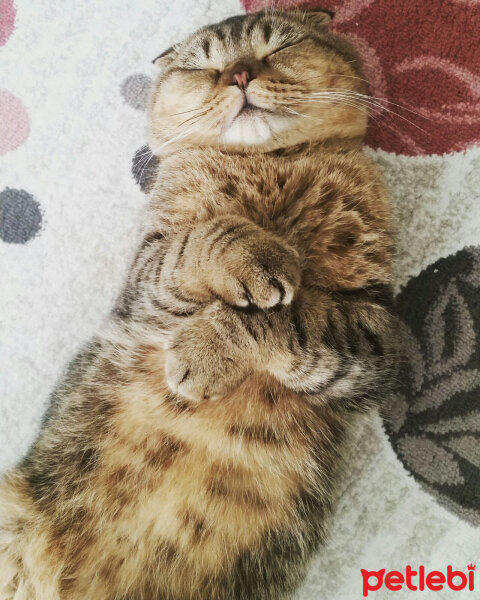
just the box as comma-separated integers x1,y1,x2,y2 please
173,66,220,77
265,39,305,59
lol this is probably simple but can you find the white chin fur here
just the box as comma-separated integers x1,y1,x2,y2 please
222,113,272,146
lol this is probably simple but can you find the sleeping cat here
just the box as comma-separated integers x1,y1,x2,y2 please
0,8,395,600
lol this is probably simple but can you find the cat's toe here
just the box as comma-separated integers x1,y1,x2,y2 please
164,338,242,402
238,243,300,309
164,348,209,401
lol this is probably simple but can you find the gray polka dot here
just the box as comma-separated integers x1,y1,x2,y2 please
132,145,160,193
0,188,43,244
120,74,152,111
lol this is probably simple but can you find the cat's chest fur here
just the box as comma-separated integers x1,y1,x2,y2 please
149,147,390,289
151,147,358,230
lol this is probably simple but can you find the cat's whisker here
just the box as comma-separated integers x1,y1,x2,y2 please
324,78,433,120
155,124,200,152
291,84,430,123
176,106,213,128
308,89,433,124
295,73,372,89
135,156,154,173
168,105,206,117
286,96,386,128
288,96,370,112
137,153,156,187
134,147,154,160
133,145,159,184
348,96,432,134
136,145,153,158
282,107,313,118
291,92,431,135
176,114,204,129
135,152,155,174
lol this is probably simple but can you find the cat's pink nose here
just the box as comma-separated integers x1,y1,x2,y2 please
233,70,250,89
221,61,261,88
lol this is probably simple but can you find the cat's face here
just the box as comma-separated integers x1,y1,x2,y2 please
149,10,367,154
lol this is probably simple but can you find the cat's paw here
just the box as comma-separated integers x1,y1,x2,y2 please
215,235,301,310
164,307,253,401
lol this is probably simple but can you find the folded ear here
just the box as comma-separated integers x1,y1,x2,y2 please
152,45,178,69
299,8,334,30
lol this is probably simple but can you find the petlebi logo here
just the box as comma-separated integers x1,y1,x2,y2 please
361,564,475,597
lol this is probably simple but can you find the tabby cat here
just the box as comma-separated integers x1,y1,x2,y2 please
0,8,395,600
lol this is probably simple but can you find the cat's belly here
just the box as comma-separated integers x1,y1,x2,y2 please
67,349,320,598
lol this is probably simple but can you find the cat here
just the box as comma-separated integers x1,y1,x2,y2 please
0,8,396,600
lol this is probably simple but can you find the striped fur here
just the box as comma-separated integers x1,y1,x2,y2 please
0,9,395,600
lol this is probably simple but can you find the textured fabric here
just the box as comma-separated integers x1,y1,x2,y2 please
1,1,479,598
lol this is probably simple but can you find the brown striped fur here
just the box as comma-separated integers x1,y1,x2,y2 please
0,9,396,600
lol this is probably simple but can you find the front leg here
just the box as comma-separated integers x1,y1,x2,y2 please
165,283,395,404
114,214,299,339
165,301,258,401
160,215,300,310
265,284,397,406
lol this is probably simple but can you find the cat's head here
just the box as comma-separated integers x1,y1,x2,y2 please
148,9,367,154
